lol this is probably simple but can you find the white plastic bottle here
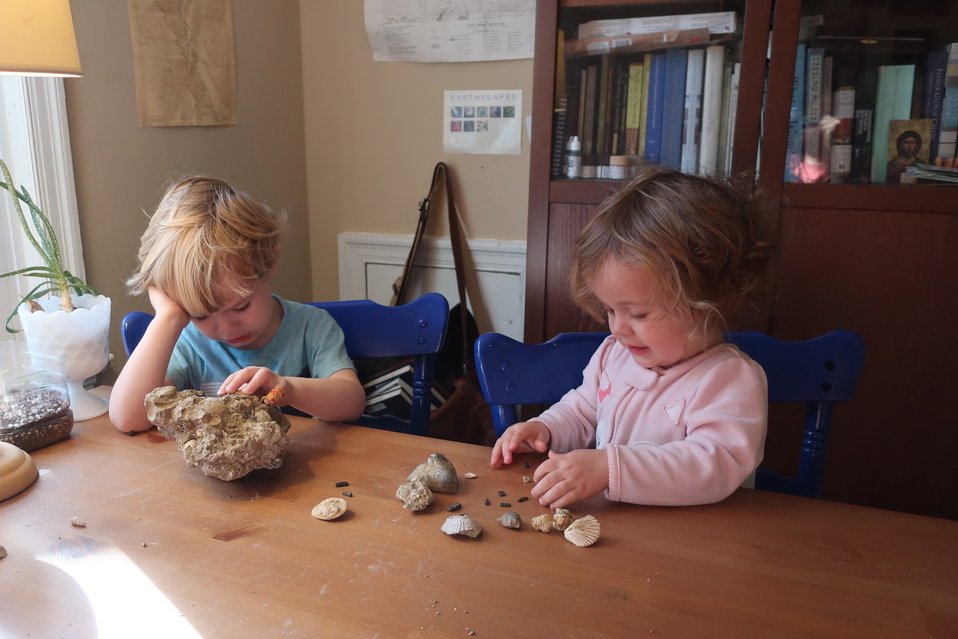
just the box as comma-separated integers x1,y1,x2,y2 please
564,135,582,179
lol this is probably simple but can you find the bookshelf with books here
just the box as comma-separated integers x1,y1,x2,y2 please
757,1,958,519
527,1,958,519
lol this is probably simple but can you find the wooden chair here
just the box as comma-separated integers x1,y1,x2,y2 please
120,292,449,436
474,329,865,499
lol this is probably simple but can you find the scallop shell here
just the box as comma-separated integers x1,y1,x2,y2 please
407,453,459,494
396,479,435,511
552,508,573,531
531,513,553,533
563,514,600,547
441,513,482,538
497,511,522,529
311,497,348,521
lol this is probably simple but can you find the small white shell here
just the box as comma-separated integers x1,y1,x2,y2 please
311,497,348,520
463,472,478,479
564,514,600,547
531,513,553,533
552,508,573,531
441,513,482,538
70,516,86,528
497,511,522,529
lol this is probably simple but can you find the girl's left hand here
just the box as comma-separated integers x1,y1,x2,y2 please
218,366,288,405
531,449,609,510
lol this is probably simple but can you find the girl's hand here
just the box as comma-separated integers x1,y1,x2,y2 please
218,366,289,405
147,287,189,330
490,421,551,468
531,449,609,509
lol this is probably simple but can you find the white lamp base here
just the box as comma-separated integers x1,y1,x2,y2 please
68,381,109,421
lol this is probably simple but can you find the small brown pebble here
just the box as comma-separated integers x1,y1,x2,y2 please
523,461,530,468
0,544,7,559
499,502,511,507
483,498,490,506
342,491,353,497
518,496,529,502
335,481,350,488
447,503,462,512
496,490,506,497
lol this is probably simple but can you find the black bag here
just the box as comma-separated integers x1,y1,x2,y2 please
376,162,493,445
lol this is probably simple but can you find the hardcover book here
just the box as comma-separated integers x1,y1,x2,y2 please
784,42,807,183
936,43,958,162
923,49,948,162
851,66,878,183
680,48,705,174
660,47,689,169
870,64,916,183
624,61,645,155
698,44,726,175
643,52,667,164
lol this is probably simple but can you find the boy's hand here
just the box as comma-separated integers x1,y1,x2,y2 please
147,287,189,330
490,421,551,468
219,366,288,406
530,449,609,510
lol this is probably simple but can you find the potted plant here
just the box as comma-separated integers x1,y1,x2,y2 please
1,157,111,420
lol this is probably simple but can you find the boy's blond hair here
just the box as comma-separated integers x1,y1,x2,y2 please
571,167,771,343
127,176,287,317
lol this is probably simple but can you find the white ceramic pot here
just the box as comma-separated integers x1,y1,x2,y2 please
17,294,111,421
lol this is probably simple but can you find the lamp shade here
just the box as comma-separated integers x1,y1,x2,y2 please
0,0,81,76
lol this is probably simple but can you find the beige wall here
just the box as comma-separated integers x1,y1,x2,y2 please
299,3,532,299
65,1,533,379
66,0,311,381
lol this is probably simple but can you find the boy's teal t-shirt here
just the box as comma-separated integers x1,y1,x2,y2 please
167,296,354,393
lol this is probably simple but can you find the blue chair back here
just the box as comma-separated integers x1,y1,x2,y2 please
474,332,609,437
474,329,865,500
726,330,865,498
121,292,450,436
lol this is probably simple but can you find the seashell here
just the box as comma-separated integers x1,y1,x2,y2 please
70,516,86,528
463,472,477,479
497,511,522,529
552,508,573,531
407,453,459,494
311,497,348,521
441,513,482,538
563,514,600,547
395,479,435,511
531,513,553,533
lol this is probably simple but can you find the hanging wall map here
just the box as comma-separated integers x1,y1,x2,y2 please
129,0,237,127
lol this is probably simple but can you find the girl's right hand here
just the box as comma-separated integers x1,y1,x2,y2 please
147,286,190,330
490,421,551,468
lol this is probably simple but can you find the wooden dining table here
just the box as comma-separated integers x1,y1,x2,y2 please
1,413,956,638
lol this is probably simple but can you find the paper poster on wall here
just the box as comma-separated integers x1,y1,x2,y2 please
443,90,522,155
364,0,535,63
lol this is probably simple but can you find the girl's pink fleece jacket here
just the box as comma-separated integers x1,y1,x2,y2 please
533,337,768,506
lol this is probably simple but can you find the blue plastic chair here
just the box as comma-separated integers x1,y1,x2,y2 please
121,292,450,436
474,329,865,499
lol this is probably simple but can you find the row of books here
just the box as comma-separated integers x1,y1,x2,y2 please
785,39,958,184
551,11,741,180
362,362,446,419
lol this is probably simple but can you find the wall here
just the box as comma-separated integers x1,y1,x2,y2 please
298,3,532,300
64,0,312,381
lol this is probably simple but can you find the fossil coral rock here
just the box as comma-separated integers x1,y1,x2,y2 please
407,452,459,494
396,479,435,511
145,386,291,481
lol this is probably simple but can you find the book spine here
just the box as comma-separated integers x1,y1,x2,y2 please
851,66,878,183
724,62,741,176
937,43,958,163
785,42,807,183
698,44,726,175
610,60,631,155
870,64,916,183
638,53,652,158
716,61,734,176
660,48,689,169
644,52,667,164
923,50,948,162
803,47,825,175
681,48,705,174
577,11,737,40
624,61,645,155
830,79,855,183
582,64,599,155
596,55,611,155
550,96,568,179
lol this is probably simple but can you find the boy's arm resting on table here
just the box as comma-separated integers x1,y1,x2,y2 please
109,313,184,433
283,368,366,422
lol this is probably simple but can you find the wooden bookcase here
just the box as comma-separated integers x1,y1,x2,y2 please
525,0,958,519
